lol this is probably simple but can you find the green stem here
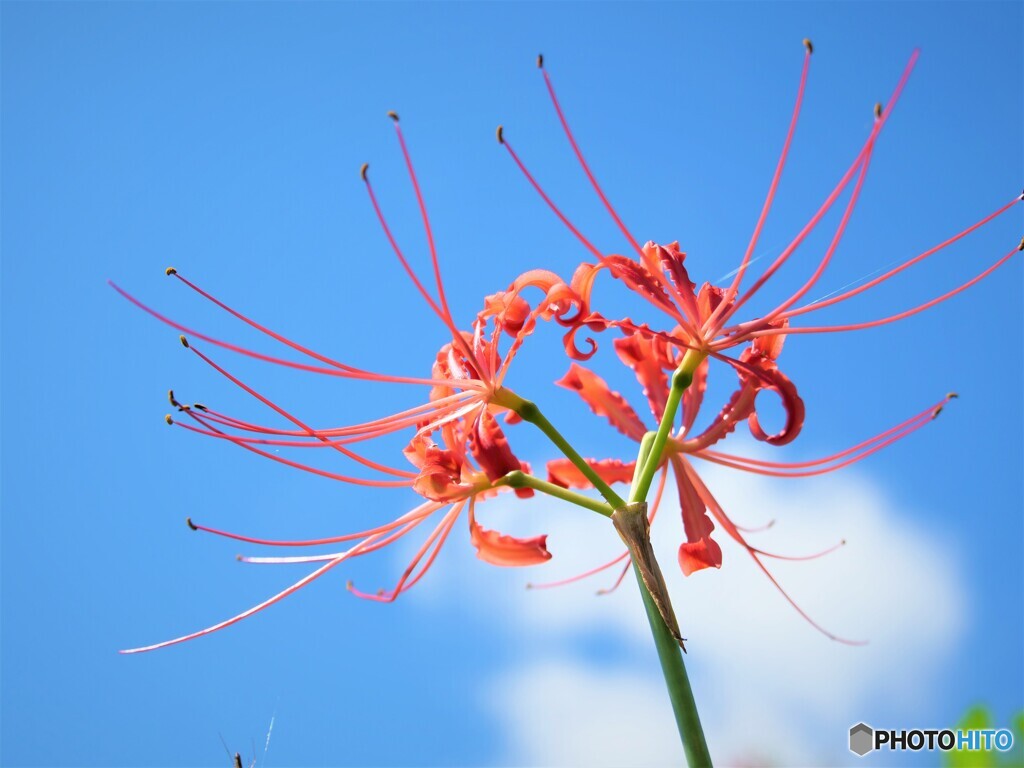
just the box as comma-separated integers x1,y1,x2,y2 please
632,565,712,768
630,431,658,488
495,470,612,517
495,388,627,509
632,350,704,500
627,353,712,767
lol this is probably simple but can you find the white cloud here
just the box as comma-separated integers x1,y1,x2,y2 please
455,450,967,766
487,659,682,768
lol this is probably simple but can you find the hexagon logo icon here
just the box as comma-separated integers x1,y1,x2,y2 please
849,722,874,757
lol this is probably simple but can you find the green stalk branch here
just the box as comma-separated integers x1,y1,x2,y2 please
494,388,627,509
632,350,704,501
495,470,612,517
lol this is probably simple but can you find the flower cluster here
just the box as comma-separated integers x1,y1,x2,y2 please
115,42,1020,653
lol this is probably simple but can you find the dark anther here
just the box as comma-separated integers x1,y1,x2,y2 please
360,162,369,181
496,125,504,144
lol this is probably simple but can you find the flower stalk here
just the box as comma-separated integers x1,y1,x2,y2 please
632,563,712,768
501,363,713,765
495,470,612,517
494,387,627,508
626,356,713,767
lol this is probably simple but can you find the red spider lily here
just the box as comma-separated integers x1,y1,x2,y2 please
541,345,956,642
116,117,573,654
498,44,1021,640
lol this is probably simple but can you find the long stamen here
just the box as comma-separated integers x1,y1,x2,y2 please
694,401,944,478
187,501,442,548
710,49,920,336
739,132,878,333
711,138,877,336
526,467,668,592
596,560,633,596
497,127,607,263
120,542,371,654
713,40,813,328
526,552,630,591
173,409,410,488
172,419,429,480
775,194,1023,321
682,459,863,644
538,55,645,259
361,164,482,370
743,243,1020,338
347,503,463,601
701,395,951,471
750,539,846,562
184,341,416,479
388,113,453,322
176,391,474,443
239,518,426,564
110,280,475,389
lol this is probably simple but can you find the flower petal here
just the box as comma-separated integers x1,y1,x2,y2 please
470,411,533,498
746,361,805,446
469,503,551,567
613,335,670,421
649,241,700,322
678,538,724,577
681,379,758,452
606,255,679,318
753,318,789,360
556,364,648,441
672,456,722,576
406,435,475,502
546,457,637,489
681,357,709,437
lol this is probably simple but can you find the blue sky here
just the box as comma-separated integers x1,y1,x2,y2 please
2,2,1021,766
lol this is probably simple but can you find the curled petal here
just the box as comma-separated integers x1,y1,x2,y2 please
559,262,605,326
563,324,598,361
482,292,531,337
556,364,648,441
469,503,551,567
546,458,637,489
746,361,805,446
681,380,758,452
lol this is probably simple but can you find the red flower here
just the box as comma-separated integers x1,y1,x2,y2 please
114,116,566,653
501,44,1020,641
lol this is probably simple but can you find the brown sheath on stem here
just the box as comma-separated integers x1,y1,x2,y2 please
611,502,686,651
